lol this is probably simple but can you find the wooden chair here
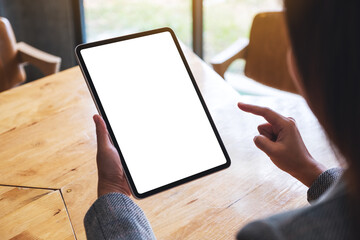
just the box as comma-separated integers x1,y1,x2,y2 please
210,12,297,93
0,17,61,92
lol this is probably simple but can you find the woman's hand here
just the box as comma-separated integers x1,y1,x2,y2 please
93,114,131,197
238,102,326,187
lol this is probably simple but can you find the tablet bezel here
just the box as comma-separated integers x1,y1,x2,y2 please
75,27,231,199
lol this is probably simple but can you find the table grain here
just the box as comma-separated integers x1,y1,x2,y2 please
0,46,338,239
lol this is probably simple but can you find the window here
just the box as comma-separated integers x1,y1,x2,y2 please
84,0,191,47
84,0,282,71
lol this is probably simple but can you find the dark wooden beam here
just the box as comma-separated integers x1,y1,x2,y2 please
192,0,203,59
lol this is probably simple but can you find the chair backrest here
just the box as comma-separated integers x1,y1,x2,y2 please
244,12,297,93
0,17,25,92
0,0,85,81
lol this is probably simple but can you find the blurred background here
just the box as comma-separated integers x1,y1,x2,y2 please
0,0,283,92
85,0,282,75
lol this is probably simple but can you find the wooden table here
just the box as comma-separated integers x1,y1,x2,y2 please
0,47,338,239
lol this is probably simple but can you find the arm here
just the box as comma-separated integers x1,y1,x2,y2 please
236,103,343,239
84,193,155,240
84,115,156,239
236,221,281,240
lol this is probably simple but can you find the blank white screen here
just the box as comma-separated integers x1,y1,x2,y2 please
81,31,227,194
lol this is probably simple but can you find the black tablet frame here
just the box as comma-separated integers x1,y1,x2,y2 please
75,27,231,199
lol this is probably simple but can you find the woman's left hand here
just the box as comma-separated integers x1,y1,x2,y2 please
93,114,131,197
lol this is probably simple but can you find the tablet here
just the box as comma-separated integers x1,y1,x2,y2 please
75,28,231,198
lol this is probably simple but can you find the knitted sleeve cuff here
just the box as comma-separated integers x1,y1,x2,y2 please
84,192,156,240
307,167,343,203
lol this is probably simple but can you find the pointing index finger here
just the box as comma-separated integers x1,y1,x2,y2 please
237,102,287,126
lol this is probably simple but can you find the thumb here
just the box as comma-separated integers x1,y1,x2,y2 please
93,114,111,149
253,135,276,157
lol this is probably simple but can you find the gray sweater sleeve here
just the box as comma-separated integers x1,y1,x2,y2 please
83,169,343,239
307,167,343,203
237,168,344,240
84,193,156,240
